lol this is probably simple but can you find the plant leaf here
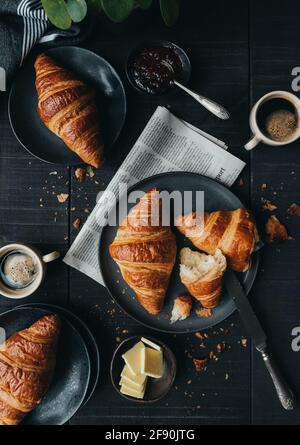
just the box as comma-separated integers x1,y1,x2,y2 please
87,0,102,13
41,0,72,30
135,0,152,9
67,0,87,22
101,0,135,23
160,0,180,26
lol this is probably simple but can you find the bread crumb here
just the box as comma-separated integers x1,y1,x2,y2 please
195,306,213,318
73,218,81,230
193,357,209,372
265,215,290,242
287,203,300,216
75,168,86,182
87,166,95,178
241,338,248,348
261,198,277,212
57,193,69,203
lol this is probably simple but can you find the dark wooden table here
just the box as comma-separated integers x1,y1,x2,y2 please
1,0,300,425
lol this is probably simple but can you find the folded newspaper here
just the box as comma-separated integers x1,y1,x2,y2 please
64,106,246,284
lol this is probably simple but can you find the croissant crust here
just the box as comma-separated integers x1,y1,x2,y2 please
109,188,177,315
34,53,104,168
0,315,60,425
176,208,259,272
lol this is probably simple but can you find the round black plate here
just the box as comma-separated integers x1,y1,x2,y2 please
100,172,259,334
8,46,126,165
0,307,90,425
16,303,100,407
111,336,176,403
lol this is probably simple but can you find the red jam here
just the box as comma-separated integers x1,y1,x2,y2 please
132,46,183,94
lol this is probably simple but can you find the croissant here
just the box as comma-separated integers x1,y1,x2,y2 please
176,208,259,272
34,53,104,168
109,188,177,315
179,248,227,308
0,314,60,425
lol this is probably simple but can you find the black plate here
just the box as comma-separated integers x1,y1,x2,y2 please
111,336,176,403
0,307,90,425
8,46,126,165
16,303,100,407
100,172,259,333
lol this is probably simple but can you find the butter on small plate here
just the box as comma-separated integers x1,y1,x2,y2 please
111,336,176,403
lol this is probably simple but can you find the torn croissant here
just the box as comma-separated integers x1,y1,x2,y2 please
176,208,259,272
179,247,227,308
170,294,193,324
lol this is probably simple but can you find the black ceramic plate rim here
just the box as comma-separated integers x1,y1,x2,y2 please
15,302,100,407
126,40,191,96
8,46,127,166
100,171,260,334
0,306,91,425
110,335,176,403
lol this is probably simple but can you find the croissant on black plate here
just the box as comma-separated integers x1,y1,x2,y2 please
35,53,104,168
0,314,60,425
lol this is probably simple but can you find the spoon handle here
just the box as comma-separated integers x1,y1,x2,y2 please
173,80,230,120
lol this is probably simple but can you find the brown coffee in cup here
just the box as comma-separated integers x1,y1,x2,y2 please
257,98,298,142
244,91,300,151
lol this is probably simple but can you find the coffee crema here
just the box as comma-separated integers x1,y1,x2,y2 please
257,98,298,142
0,251,37,289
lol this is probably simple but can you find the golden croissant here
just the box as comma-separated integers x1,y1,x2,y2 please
34,53,104,168
0,314,60,425
109,188,177,315
176,208,259,272
179,247,227,308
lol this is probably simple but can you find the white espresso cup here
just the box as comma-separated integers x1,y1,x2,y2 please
245,90,300,150
0,243,60,299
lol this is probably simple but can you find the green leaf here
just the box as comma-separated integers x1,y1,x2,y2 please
41,0,72,30
135,0,152,9
66,0,87,22
87,0,102,13
101,0,135,23
160,0,180,26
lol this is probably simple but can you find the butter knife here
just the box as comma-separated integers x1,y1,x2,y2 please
225,269,295,410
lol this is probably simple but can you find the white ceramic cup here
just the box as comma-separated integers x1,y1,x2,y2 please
0,243,60,299
244,90,300,150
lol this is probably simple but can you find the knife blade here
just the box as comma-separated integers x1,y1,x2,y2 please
225,269,295,410
225,269,266,351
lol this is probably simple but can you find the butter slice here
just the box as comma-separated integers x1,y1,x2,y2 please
141,347,163,378
120,365,147,389
122,341,145,376
119,376,147,391
141,337,162,351
120,383,146,399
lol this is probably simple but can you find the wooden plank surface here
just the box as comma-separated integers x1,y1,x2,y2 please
250,0,300,424
68,0,251,425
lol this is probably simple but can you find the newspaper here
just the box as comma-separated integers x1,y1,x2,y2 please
64,106,246,284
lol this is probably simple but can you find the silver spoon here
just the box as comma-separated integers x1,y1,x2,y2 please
161,60,230,120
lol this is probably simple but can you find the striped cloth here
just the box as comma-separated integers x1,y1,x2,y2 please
0,0,92,83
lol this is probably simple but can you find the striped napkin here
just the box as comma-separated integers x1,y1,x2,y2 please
0,0,93,83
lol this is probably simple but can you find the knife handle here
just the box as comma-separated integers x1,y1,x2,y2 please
260,348,295,410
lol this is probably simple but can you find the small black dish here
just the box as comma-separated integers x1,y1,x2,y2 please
9,46,126,165
0,307,91,424
126,40,191,96
111,336,176,403
17,303,100,408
